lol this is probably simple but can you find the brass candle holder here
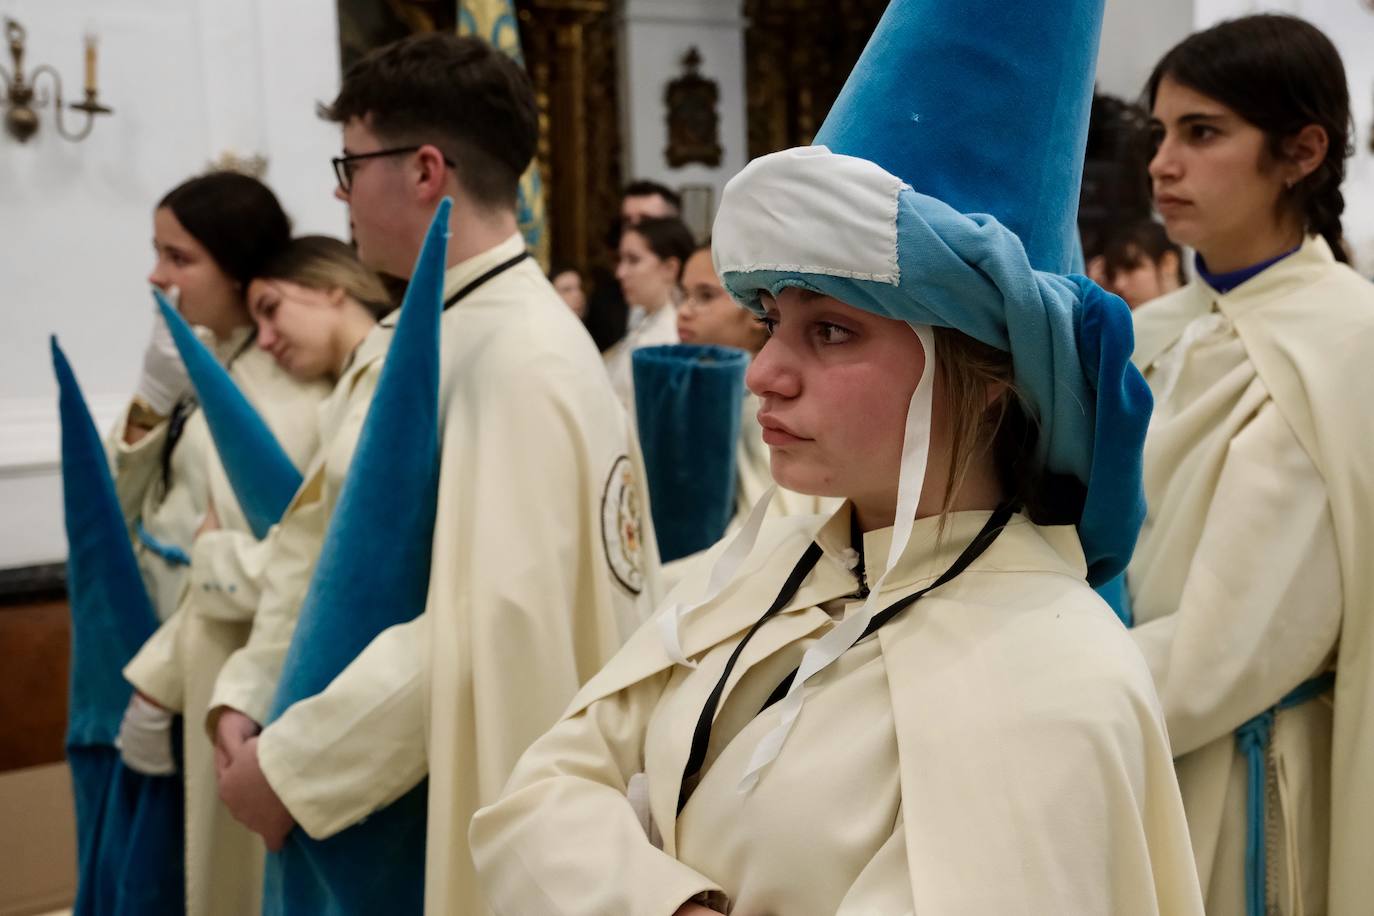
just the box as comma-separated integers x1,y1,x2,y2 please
0,17,113,143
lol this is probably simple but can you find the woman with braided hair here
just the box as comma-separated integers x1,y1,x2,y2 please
1128,15,1374,916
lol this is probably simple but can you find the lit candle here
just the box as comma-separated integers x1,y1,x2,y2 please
84,33,97,95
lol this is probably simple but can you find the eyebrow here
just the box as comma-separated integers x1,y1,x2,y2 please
1152,111,1228,127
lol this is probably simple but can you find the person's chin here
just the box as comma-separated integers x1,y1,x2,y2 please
769,451,833,496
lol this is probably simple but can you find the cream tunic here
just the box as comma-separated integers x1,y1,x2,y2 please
471,506,1204,916
1129,237,1374,915
603,301,680,410
114,333,329,916
247,235,660,916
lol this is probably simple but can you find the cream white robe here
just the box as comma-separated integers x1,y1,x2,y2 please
471,505,1204,915
114,334,329,916
1129,236,1374,915
248,234,660,916
603,301,679,410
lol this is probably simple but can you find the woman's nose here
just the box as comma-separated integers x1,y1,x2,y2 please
745,335,800,399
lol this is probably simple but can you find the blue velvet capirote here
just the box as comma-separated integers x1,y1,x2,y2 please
156,291,303,540
260,199,450,916
53,338,185,915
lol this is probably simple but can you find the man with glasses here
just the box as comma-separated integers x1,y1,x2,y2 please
209,32,658,913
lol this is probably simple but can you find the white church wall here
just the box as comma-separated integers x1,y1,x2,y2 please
617,0,747,229
0,0,344,570
1097,0,1196,100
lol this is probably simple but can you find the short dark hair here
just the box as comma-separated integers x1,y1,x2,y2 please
1100,219,1185,285
624,217,696,281
623,180,682,214
157,172,291,289
321,33,538,211
1147,15,1352,263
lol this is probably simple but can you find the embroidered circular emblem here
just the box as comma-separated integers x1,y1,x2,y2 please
601,454,645,595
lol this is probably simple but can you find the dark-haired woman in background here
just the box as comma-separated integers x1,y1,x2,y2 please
603,216,696,408
1088,218,1185,309
108,172,331,915
1127,15,1374,916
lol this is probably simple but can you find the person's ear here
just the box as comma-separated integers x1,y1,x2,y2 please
1282,124,1329,186
327,286,347,309
413,144,451,203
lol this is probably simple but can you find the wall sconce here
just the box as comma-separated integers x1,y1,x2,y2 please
0,17,113,143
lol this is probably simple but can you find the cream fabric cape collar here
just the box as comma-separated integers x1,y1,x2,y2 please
564,505,1164,912
378,232,527,329
1133,236,1374,915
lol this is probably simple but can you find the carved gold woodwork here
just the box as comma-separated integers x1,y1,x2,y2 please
517,0,623,275
743,0,884,159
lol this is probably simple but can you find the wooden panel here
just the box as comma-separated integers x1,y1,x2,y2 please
0,600,70,772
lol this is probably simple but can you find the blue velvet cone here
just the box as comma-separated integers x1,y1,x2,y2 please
53,337,185,916
633,344,748,563
815,0,1102,276
260,199,449,914
155,291,303,539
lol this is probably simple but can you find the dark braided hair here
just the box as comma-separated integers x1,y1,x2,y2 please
1146,14,1352,263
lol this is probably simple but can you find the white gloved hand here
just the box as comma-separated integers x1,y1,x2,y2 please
116,692,177,776
135,286,195,416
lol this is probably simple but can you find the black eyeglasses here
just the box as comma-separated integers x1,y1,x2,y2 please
331,145,456,192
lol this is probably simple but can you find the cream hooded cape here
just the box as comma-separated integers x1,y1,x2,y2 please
1130,236,1374,915
249,235,660,916
471,506,1204,915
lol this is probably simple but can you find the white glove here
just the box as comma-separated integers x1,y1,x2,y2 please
135,286,195,416
116,693,177,776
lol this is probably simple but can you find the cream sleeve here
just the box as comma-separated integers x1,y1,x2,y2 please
1130,400,1342,756
469,671,722,916
106,405,170,525
122,603,188,710
183,529,272,622
256,615,429,839
206,481,328,727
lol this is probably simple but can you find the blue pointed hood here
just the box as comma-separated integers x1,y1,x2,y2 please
260,200,449,916
712,0,1150,587
633,344,748,563
156,290,302,539
814,0,1100,275
269,197,448,716
52,337,159,747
